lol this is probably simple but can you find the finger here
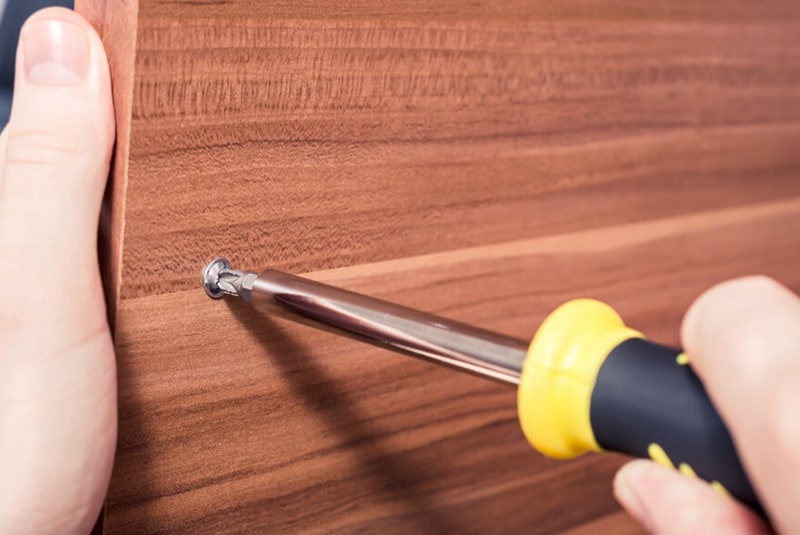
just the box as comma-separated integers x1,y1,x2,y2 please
0,7,113,268
681,276,800,532
0,7,114,327
615,460,771,535
0,126,7,186
0,8,117,532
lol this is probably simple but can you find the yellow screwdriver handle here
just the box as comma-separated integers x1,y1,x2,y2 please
517,299,759,510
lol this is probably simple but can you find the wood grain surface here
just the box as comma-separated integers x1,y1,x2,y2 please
75,0,800,533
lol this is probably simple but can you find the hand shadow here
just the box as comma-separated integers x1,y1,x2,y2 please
226,298,461,533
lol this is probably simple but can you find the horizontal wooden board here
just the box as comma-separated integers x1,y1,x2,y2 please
119,12,800,298
109,199,800,533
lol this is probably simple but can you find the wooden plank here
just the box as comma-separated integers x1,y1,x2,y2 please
110,200,800,532
120,1,800,297
74,0,137,323
119,14,800,297
561,512,644,535
73,0,800,532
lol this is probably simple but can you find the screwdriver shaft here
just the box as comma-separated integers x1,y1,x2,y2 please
206,259,527,385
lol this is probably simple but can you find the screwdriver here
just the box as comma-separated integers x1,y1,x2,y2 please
203,257,759,511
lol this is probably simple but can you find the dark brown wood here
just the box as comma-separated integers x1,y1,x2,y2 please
75,0,800,532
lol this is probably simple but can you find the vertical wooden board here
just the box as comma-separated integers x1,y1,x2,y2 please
75,0,138,322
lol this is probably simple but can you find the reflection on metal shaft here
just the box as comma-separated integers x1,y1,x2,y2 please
247,269,526,385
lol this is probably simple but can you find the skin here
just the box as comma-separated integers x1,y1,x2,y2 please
0,7,116,534
0,7,796,535
615,276,800,534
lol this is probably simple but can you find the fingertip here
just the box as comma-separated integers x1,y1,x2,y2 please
15,7,114,147
1,7,115,264
22,6,97,35
682,276,769,345
614,460,656,532
680,276,794,375
615,460,770,535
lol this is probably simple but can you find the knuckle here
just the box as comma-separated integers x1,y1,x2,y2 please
5,120,93,168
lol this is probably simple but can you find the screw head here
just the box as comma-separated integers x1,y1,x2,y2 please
203,257,232,299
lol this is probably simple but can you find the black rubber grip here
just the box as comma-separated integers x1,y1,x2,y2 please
590,338,759,510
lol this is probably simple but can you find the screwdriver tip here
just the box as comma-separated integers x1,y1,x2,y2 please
203,257,232,299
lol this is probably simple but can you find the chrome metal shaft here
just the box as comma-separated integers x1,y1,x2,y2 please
204,258,527,385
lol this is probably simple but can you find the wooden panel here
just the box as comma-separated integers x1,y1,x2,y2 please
562,512,643,535
76,0,137,323
75,0,800,532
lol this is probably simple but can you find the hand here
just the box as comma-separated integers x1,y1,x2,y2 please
0,7,116,534
614,276,800,534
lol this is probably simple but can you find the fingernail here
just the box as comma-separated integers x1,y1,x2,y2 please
614,464,655,533
22,19,89,85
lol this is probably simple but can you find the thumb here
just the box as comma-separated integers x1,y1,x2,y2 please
614,460,771,535
0,9,114,276
0,7,114,324
0,8,117,533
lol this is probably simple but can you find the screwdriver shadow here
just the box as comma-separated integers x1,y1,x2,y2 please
226,299,460,533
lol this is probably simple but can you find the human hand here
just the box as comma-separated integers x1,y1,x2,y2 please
0,7,116,534
614,276,800,534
